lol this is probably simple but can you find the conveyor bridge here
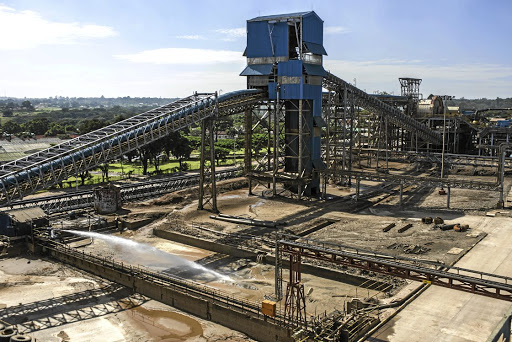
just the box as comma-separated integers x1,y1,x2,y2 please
323,72,443,145
0,90,263,204
0,73,451,205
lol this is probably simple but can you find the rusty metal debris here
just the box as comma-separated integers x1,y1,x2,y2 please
387,243,431,254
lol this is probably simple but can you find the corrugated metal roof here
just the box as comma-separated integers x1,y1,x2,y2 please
240,64,274,76
248,11,314,22
7,207,46,223
304,63,326,76
304,41,327,55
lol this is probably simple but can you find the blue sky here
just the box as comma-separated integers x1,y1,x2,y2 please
0,0,510,99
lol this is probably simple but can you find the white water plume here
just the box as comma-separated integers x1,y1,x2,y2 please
63,230,232,282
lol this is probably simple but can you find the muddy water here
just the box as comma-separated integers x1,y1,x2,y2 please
129,306,203,341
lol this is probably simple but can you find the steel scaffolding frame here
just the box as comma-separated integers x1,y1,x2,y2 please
0,169,240,214
323,72,442,145
198,117,218,212
280,237,512,302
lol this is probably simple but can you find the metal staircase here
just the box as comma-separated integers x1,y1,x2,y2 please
0,90,264,204
323,72,442,145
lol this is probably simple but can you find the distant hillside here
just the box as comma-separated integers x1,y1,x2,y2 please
0,96,178,109
450,97,512,110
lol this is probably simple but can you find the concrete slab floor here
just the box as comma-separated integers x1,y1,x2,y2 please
369,216,512,342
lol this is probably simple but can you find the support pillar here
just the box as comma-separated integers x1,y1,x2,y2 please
399,183,403,207
244,108,253,195
284,253,306,327
198,117,218,213
356,178,360,201
298,99,303,200
273,85,280,196
447,186,451,209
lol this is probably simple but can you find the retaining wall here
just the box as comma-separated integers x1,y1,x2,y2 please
47,247,292,342
154,228,389,289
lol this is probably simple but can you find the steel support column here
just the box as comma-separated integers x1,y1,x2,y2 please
198,117,218,212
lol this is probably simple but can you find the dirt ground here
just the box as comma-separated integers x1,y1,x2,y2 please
1,162,510,341
0,256,253,342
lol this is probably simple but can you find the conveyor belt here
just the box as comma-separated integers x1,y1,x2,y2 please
323,72,443,145
0,90,264,204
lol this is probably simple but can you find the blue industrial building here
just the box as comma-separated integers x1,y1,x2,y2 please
241,11,327,194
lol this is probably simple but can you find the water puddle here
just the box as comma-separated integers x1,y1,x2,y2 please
130,307,203,341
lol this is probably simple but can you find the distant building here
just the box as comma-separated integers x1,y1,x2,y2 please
447,106,460,115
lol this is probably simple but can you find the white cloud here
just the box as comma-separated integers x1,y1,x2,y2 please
176,34,205,40
215,27,246,41
114,47,244,65
0,5,117,50
325,26,351,34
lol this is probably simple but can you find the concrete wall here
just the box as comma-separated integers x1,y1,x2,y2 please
154,228,389,289
154,229,257,258
47,247,293,342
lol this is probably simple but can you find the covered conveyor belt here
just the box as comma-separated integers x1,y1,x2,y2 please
0,90,264,204
323,72,443,145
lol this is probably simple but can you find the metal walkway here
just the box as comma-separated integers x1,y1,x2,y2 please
280,235,512,302
0,168,240,214
323,169,500,191
0,90,264,204
353,148,512,169
323,72,443,145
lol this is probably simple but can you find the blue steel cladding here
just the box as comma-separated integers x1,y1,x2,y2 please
302,13,323,45
2,89,262,188
246,21,288,58
246,21,272,57
278,60,303,76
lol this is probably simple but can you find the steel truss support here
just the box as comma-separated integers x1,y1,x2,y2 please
284,99,312,198
284,252,306,327
198,117,218,212
0,90,264,204
324,85,355,187
244,108,253,194
280,237,512,302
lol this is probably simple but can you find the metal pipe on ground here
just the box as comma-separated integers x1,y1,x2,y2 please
210,214,283,228
382,223,396,232
398,223,413,233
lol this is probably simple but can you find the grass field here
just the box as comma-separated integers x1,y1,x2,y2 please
57,157,244,188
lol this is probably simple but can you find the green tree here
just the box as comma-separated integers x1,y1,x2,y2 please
21,100,34,111
214,146,230,166
45,122,66,136
77,118,108,133
2,109,13,117
185,135,201,151
168,132,193,171
3,121,21,134
23,118,49,135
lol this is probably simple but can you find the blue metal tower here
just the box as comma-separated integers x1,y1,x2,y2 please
241,11,327,196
